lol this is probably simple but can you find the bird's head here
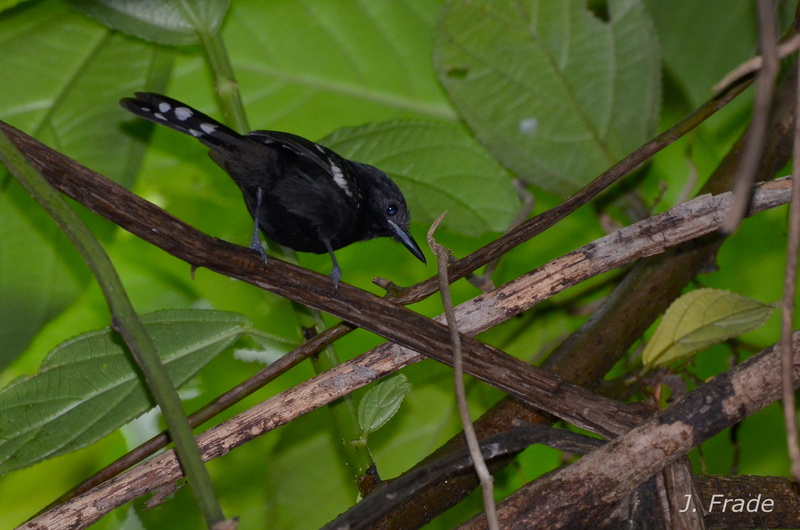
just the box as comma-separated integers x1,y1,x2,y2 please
356,163,426,265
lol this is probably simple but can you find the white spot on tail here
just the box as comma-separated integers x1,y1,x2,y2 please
174,107,193,121
154,113,166,121
189,129,202,137
158,102,171,114
200,123,217,134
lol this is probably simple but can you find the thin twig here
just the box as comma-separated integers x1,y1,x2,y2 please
713,33,800,93
428,212,499,530
781,49,800,480
722,0,780,234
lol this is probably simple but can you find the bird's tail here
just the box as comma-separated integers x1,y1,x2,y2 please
120,92,246,152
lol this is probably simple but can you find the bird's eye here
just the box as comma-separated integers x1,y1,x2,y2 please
387,203,398,216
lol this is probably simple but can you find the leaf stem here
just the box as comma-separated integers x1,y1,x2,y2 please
177,0,248,132
198,28,249,132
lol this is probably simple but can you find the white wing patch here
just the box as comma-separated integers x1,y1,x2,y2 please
330,162,354,198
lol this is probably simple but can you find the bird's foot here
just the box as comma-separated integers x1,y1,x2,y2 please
250,235,268,265
328,265,341,294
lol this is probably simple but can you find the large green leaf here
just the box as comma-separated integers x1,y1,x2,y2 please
324,120,521,236
212,0,455,138
0,309,252,475
435,0,661,196
642,289,776,369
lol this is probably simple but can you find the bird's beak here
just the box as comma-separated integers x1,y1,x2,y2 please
388,220,426,264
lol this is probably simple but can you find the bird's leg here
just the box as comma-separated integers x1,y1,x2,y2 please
323,238,341,292
249,187,268,264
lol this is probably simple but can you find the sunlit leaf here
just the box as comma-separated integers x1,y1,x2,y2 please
358,375,412,436
642,289,776,369
0,309,252,474
218,0,454,136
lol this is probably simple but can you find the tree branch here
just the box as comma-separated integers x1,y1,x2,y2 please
5,109,793,527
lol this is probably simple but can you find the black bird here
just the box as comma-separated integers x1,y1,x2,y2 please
120,92,425,288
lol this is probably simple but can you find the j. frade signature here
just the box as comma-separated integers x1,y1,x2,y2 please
680,494,775,513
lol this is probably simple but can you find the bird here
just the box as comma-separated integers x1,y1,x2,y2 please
120,92,425,289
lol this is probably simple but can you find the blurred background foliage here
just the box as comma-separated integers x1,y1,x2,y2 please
0,0,797,528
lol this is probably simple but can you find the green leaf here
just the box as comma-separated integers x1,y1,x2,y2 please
435,0,661,197
0,309,252,474
642,289,776,369
358,375,412,437
324,120,521,236
0,192,86,372
66,0,230,45
645,0,794,108
215,0,455,135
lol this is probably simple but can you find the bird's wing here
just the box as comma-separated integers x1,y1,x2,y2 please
247,130,334,175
